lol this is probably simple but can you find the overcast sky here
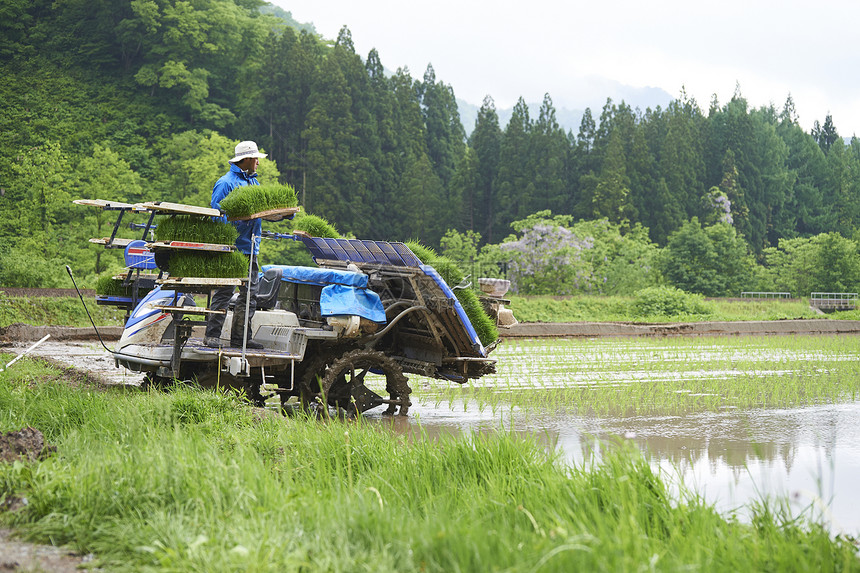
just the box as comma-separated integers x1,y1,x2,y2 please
273,0,860,136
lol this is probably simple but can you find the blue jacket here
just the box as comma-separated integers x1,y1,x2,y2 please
211,162,261,255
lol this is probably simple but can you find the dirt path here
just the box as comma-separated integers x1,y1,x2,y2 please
0,529,97,572
1,338,142,387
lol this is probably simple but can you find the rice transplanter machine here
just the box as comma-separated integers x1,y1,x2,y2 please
74,199,512,416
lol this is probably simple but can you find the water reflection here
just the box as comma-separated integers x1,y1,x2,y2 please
368,398,860,534
364,336,860,535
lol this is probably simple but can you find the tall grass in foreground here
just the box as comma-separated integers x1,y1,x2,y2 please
0,359,857,572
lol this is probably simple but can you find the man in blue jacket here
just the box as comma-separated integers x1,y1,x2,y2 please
204,141,267,349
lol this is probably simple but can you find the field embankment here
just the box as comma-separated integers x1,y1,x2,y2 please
3,291,860,341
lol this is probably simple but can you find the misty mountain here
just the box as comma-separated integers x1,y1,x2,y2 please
458,83,674,136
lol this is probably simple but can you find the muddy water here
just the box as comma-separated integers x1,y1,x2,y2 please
367,337,860,535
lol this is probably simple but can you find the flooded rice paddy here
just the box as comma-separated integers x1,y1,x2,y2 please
14,335,860,535
367,335,860,535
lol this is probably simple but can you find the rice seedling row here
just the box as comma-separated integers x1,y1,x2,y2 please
402,335,860,417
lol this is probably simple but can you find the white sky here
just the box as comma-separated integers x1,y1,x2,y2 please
273,0,860,136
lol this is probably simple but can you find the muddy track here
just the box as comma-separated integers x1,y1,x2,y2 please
4,319,860,347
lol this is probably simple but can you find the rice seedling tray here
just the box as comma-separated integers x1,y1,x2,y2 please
152,305,225,315
89,237,134,247
156,277,246,294
137,201,220,218
74,198,143,211
227,206,300,222
146,241,235,252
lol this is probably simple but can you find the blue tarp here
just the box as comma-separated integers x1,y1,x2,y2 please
261,264,368,288
320,284,386,323
420,264,486,357
261,264,385,323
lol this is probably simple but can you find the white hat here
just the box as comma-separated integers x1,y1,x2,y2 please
230,141,267,163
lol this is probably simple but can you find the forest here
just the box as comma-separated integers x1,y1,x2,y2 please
1,0,859,296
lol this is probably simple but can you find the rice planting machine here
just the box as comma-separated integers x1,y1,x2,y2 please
72,199,514,416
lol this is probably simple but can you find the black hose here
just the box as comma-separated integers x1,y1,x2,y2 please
65,265,113,354
365,305,430,341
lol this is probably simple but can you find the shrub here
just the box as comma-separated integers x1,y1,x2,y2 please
632,286,711,318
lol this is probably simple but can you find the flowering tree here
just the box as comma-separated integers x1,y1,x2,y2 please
702,187,733,226
500,217,595,294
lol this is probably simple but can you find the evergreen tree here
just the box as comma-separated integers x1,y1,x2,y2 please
591,128,635,223
302,52,370,234
394,153,445,244
812,114,840,154
659,92,706,223
449,147,481,232
417,64,465,189
494,98,533,239
468,96,502,241
531,93,568,216
364,48,399,235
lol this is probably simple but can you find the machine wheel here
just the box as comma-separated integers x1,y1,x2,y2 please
318,349,411,416
283,351,336,414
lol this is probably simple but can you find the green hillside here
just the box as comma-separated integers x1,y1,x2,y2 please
1,1,859,297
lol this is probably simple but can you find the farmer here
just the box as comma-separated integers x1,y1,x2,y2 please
203,140,267,349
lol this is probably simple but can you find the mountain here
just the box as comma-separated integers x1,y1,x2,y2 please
458,82,674,136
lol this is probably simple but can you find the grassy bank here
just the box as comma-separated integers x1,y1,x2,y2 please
4,292,859,329
0,357,857,572
506,294,857,323
0,296,125,328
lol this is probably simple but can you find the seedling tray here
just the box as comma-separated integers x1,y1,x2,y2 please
137,201,220,218
147,241,235,252
227,206,300,222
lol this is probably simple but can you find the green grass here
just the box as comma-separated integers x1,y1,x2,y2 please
219,183,298,219
0,359,857,572
508,294,827,323
0,296,124,327
154,215,238,245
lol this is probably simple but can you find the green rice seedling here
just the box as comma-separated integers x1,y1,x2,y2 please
0,367,856,572
407,241,499,346
219,182,298,219
95,274,129,296
95,273,154,298
289,212,341,238
428,335,860,419
168,250,249,278
154,215,238,245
